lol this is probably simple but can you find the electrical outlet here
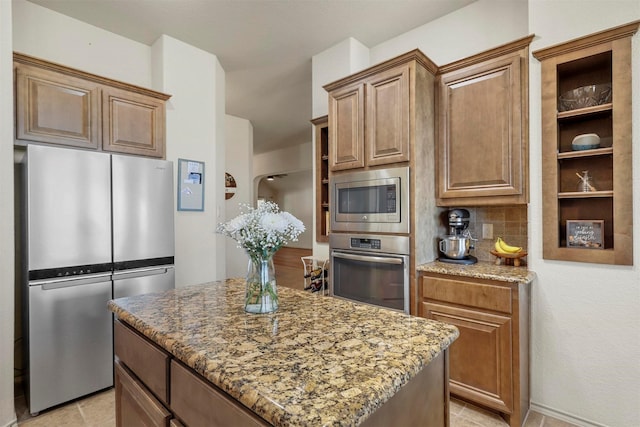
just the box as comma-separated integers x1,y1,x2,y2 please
482,223,493,240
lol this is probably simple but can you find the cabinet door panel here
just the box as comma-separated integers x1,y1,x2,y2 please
328,83,365,171
438,54,523,203
103,87,166,158
436,37,533,206
366,65,410,166
115,361,171,427
15,64,100,149
423,302,513,413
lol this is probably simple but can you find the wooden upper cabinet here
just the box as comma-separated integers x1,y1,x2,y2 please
366,64,410,166
14,53,170,158
328,82,365,170
102,86,166,158
436,36,533,206
15,63,101,149
325,50,436,172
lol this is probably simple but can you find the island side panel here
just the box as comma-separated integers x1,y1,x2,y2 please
361,350,449,427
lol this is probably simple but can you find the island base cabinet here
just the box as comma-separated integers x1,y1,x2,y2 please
361,350,449,427
115,361,172,427
170,360,269,427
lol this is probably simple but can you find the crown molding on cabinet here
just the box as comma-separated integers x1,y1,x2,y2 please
13,52,171,101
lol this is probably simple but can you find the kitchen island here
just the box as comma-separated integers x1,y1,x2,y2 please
108,278,459,427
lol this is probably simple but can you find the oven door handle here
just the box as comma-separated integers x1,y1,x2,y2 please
332,252,404,265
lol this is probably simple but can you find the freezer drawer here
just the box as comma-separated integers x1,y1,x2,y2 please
27,276,114,414
113,266,175,299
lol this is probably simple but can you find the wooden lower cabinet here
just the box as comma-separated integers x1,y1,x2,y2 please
115,361,172,427
419,273,530,427
171,360,268,427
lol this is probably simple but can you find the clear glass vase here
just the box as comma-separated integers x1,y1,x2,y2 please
245,254,278,314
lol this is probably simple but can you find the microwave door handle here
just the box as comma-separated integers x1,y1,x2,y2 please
333,252,403,265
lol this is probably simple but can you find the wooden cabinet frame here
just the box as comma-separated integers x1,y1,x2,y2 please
312,116,329,242
533,21,638,265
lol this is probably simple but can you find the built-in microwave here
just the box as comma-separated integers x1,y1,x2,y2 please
330,166,409,234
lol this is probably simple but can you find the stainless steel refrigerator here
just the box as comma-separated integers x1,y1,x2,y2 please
22,144,174,415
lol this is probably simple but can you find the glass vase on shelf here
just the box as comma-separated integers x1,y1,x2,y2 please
577,170,596,192
245,253,278,314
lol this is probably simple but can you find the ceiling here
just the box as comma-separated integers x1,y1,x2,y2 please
28,0,475,154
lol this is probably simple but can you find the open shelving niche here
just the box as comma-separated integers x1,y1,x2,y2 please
311,116,329,243
533,21,638,265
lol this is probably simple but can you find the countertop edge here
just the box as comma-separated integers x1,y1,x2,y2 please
417,260,536,284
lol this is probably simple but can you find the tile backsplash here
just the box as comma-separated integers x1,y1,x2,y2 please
464,206,529,264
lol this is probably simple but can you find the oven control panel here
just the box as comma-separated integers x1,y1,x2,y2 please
350,238,381,250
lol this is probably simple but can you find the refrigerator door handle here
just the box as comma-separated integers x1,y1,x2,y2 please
112,266,171,281
35,273,113,290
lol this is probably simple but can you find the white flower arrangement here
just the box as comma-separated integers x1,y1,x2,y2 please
216,201,305,260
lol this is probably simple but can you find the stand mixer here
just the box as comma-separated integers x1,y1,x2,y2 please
438,208,477,265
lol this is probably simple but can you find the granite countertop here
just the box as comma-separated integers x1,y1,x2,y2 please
108,279,459,427
417,260,536,284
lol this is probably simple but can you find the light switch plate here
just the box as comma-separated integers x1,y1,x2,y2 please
482,223,493,239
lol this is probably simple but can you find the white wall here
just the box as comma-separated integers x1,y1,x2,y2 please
370,0,529,66
311,37,370,118
257,172,313,249
280,172,313,249
152,35,226,285
224,115,253,278
253,145,314,250
12,0,150,87
0,1,16,426
528,1,640,426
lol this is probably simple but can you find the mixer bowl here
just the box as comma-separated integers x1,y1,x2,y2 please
439,236,472,259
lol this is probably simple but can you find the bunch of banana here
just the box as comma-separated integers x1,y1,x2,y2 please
494,237,522,254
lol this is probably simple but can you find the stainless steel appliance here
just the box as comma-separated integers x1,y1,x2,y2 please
330,166,409,234
21,145,174,415
330,234,410,313
111,154,175,298
438,208,477,265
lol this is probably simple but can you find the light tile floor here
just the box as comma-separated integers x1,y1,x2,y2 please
15,387,577,427
14,267,578,427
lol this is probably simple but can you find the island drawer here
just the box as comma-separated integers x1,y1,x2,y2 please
170,360,269,427
115,360,172,427
421,275,512,314
114,320,170,405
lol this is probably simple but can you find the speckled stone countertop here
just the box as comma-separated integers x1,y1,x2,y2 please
417,260,536,284
108,279,459,427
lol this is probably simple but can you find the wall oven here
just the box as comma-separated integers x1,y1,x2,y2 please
330,234,410,313
331,166,409,234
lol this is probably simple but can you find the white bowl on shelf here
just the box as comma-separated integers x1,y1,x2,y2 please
572,133,600,151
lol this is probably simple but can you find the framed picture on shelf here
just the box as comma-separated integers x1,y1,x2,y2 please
566,220,604,249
